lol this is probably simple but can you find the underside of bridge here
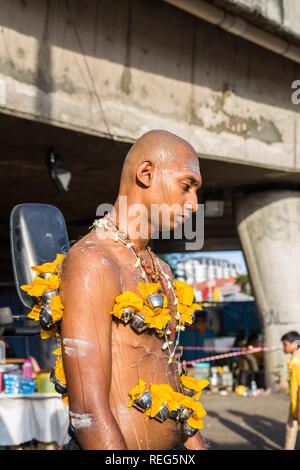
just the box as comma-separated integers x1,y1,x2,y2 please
1,111,300,283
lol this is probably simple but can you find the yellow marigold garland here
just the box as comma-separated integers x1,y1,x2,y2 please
20,254,67,405
127,377,208,431
22,254,203,415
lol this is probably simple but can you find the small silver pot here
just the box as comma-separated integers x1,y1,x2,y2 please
182,421,198,437
121,307,135,324
154,404,169,423
178,407,193,422
146,293,164,313
130,313,149,332
155,321,172,338
50,367,67,395
39,272,53,280
39,305,55,330
133,391,152,412
180,385,196,398
169,405,184,421
41,289,58,304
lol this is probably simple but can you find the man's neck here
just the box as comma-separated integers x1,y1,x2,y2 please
111,197,151,251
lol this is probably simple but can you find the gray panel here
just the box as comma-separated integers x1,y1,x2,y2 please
10,203,69,309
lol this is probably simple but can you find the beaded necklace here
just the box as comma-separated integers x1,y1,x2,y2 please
93,214,183,364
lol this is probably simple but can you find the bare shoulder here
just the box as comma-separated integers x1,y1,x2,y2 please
60,232,120,292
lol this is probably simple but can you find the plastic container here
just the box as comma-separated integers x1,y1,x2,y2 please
36,372,56,393
210,366,221,386
23,360,33,380
193,363,210,381
0,365,22,394
250,379,257,396
222,365,233,387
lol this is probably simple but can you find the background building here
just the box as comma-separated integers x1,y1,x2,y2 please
176,256,242,284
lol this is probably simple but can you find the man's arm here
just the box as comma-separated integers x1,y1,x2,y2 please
59,247,127,450
183,432,207,450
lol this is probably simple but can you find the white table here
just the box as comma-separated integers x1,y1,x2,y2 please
0,393,69,446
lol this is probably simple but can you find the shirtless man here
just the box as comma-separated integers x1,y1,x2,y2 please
60,130,206,450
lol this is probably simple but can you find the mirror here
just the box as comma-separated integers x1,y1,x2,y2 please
0,307,13,334
10,203,69,310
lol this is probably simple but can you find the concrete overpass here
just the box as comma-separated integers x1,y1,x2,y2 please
0,0,300,390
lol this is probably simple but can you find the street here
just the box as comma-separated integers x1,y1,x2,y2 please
201,391,297,450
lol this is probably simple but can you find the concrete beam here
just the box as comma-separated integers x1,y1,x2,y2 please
211,0,300,45
0,0,299,173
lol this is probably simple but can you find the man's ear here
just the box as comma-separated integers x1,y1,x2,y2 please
136,161,154,188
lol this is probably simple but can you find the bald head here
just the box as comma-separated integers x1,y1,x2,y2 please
120,130,199,189
114,130,201,234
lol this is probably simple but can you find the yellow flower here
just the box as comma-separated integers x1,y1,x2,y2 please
148,384,174,416
187,415,204,430
180,375,209,400
150,383,174,400
167,391,186,412
143,307,172,330
142,305,156,324
137,282,161,299
146,396,166,418
173,280,202,326
149,312,171,330
52,346,62,356
27,303,43,321
190,400,206,418
40,325,58,339
127,379,146,407
173,280,194,306
179,305,196,325
31,254,65,275
55,356,66,385
49,295,64,323
21,275,60,297
181,302,202,325
111,291,143,320
176,394,195,409
146,383,174,418
62,394,69,406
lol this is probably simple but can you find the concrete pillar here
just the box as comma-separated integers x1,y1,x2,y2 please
235,190,300,391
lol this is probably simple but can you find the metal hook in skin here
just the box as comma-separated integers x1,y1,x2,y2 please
131,347,159,383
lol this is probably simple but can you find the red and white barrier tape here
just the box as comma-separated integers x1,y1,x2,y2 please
180,346,243,351
181,345,282,367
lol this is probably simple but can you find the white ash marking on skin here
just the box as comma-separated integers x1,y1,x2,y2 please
101,257,111,266
117,407,131,422
69,411,95,430
63,338,96,357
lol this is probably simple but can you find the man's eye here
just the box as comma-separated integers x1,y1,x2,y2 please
183,184,191,192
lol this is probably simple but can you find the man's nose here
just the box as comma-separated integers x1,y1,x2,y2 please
185,192,198,214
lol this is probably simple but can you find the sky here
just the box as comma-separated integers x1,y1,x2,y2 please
195,251,248,274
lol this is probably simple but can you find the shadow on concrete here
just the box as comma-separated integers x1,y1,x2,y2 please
205,409,295,450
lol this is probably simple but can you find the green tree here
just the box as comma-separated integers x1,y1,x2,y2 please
235,274,252,295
